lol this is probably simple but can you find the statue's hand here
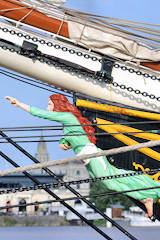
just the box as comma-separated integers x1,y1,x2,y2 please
59,138,72,151
5,96,21,107
59,143,72,151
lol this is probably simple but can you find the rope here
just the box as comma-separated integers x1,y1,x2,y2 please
15,8,34,27
59,7,160,45
0,6,30,12
1,139,160,176
56,11,66,36
0,143,136,240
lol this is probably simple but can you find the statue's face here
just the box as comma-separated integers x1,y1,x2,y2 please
47,99,54,111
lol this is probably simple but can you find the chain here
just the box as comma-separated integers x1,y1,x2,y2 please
1,26,160,80
112,81,160,102
1,168,160,195
1,26,160,100
0,27,101,62
0,41,111,84
114,63,160,81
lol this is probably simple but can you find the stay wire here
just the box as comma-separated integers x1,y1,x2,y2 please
1,184,160,211
0,150,113,240
0,133,138,240
0,69,72,98
0,128,160,140
0,139,60,143
1,120,160,132
1,167,160,196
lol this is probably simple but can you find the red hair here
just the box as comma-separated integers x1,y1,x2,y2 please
49,94,96,144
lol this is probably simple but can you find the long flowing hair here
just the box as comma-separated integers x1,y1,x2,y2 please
50,94,96,144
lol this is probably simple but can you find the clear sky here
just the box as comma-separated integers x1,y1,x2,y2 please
0,0,160,170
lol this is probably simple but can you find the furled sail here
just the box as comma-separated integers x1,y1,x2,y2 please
1,0,160,65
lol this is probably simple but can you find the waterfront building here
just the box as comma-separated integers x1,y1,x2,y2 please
0,134,90,214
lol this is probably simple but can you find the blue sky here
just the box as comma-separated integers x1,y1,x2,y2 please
0,0,160,170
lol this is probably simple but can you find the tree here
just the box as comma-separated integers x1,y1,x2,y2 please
89,182,134,212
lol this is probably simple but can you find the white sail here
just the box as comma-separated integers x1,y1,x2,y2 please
68,21,160,62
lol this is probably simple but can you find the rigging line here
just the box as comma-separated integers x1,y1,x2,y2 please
0,139,60,143
1,139,160,177
1,128,160,140
86,15,160,36
65,9,160,45
0,6,30,12
1,126,63,130
0,71,72,97
0,127,63,132
0,68,72,97
62,9,160,44
0,133,138,240
1,127,160,133
82,16,160,37
0,152,114,240
1,120,160,131
59,6,160,27
1,184,160,211
0,71,60,93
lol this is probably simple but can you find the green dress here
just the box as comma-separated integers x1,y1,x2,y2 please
30,106,160,202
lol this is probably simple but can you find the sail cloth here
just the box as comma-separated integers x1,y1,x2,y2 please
68,21,160,62
1,0,160,63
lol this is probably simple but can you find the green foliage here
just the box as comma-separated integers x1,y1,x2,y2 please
3,216,17,226
89,182,134,212
93,219,105,226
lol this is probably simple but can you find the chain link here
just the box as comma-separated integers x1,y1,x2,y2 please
1,26,160,101
0,168,160,195
112,81,160,102
0,27,100,62
1,26,160,80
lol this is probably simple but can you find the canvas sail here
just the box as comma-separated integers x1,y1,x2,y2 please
1,0,160,65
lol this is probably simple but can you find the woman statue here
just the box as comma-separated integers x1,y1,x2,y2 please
5,94,160,219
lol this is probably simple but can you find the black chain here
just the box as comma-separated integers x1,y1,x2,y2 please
1,168,160,195
114,63,160,81
112,81,160,102
1,26,160,80
1,26,160,100
0,27,101,62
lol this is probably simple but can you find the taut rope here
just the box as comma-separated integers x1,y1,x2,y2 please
1,139,160,176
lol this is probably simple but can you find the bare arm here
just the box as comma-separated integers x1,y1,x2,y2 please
5,96,29,112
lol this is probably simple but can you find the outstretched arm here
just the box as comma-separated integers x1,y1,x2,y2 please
5,96,77,125
5,96,29,112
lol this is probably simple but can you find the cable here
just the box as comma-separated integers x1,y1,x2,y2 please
1,167,160,195
0,139,60,143
1,184,160,211
1,119,160,132
0,128,160,140
1,139,160,177
0,68,72,97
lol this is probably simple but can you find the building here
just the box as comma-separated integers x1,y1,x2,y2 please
0,134,90,214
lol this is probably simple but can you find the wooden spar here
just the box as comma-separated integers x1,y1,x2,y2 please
0,1,160,72
95,119,160,141
96,118,160,163
76,99,160,120
0,0,69,38
141,62,160,72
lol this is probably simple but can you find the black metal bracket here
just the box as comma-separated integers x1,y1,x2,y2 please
20,40,40,59
96,57,114,84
